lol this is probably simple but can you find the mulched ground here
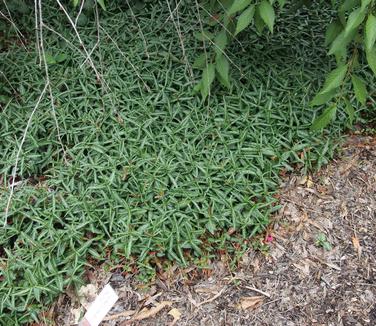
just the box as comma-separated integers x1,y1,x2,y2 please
55,135,376,326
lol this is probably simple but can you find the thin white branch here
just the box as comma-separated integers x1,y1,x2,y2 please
37,0,68,164
34,0,41,66
4,83,48,227
56,0,105,87
74,0,85,27
124,0,150,58
166,0,193,79
2,0,27,47
100,27,151,92
0,9,27,50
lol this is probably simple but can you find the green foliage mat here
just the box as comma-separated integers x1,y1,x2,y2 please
0,2,357,323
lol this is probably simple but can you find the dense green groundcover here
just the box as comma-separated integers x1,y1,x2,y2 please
0,1,369,323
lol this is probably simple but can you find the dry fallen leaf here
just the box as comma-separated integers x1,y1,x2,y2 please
352,236,362,258
121,301,172,325
104,310,136,321
306,176,314,188
78,284,97,309
168,308,181,326
238,296,264,310
293,261,310,276
71,307,84,325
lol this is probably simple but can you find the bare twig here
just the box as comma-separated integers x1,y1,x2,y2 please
42,23,82,54
165,0,193,78
4,83,48,227
104,310,135,321
56,0,105,86
197,286,227,306
100,27,151,92
80,1,101,69
124,0,150,58
1,0,27,49
244,286,271,298
37,0,68,164
34,0,41,66
74,0,85,27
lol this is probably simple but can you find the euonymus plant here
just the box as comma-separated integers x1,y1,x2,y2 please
19,0,376,127
190,0,375,129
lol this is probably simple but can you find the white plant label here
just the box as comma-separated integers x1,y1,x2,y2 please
80,284,118,326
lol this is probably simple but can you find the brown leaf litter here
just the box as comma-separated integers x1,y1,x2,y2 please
54,135,376,326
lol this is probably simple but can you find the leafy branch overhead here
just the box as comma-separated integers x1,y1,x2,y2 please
193,0,375,128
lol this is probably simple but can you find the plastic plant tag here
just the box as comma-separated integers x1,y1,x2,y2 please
79,284,118,326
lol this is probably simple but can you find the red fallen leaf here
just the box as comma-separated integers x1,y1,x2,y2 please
264,234,274,243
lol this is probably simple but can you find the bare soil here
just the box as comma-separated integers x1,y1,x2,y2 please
55,135,376,326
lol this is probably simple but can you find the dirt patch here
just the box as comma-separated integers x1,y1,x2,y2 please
55,135,376,326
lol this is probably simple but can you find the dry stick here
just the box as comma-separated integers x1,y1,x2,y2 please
34,0,41,66
197,286,227,307
163,0,184,24
0,10,26,50
93,2,103,74
191,0,242,84
104,310,136,321
4,83,48,227
56,0,106,88
124,0,150,59
197,3,246,51
0,71,18,97
74,0,86,27
193,0,209,99
80,2,101,69
1,0,27,49
91,1,118,114
244,286,271,298
37,0,68,164
166,0,194,79
42,23,82,54
100,27,151,92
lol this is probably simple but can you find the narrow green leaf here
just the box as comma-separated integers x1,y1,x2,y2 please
214,30,228,56
310,89,337,106
201,63,216,99
235,4,255,35
193,81,202,94
366,46,376,75
311,105,337,131
258,0,275,33
339,0,360,12
361,0,371,9
328,29,357,56
277,0,286,8
96,0,106,11
254,9,265,34
345,7,366,36
325,20,343,46
45,53,56,65
55,53,68,63
365,14,376,51
194,30,214,41
206,221,216,234
344,98,355,124
319,64,348,94
72,0,79,7
216,54,230,88
193,53,209,70
228,0,252,16
351,75,367,105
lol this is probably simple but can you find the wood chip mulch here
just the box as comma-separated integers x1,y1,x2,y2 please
56,135,376,326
